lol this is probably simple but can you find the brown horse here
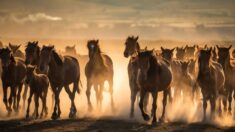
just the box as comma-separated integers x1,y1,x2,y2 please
124,36,149,118
39,45,81,119
185,45,196,59
178,61,195,101
65,45,77,55
85,40,114,112
217,45,235,115
25,65,49,119
9,43,25,59
197,48,225,121
136,49,172,124
176,46,186,60
0,47,26,115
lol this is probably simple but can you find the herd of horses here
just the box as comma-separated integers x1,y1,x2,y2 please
0,37,234,124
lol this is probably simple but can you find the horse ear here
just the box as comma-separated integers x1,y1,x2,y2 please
228,45,232,50
9,43,12,48
176,47,179,50
96,40,99,44
35,41,38,45
161,47,164,51
216,45,220,50
193,45,196,48
16,44,21,50
135,36,139,41
171,48,175,52
144,46,147,50
204,44,208,49
186,45,188,48
208,47,212,53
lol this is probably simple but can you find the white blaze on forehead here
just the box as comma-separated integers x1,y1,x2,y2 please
90,44,95,49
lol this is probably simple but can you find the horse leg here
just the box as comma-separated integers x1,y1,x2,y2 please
86,81,93,112
22,83,29,110
69,81,78,119
151,91,157,124
218,97,222,117
56,87,63,119
16,83,23,113
108,78,115,112
202,97,207,122
34,94,39,119
64,85,74,118
210,96,216,120
99,84,104,111
139,90,150,121
9,86,16,114
168,87,173,104
44,88,48,117
228,89,232,115
130,89,137,118
160,90,168,123
26,89,33,119
2,86,10,113
51,87,58,120
39,94,44,118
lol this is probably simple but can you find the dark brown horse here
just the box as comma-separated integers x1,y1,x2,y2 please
197,48,225,121
0,47,26,115
39,45,81,119
85,40,114,112
136,49,172,124
124,36,149,118
25,65,49,119
217,45,235,115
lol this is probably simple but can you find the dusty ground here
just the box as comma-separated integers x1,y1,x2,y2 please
0,116,234,132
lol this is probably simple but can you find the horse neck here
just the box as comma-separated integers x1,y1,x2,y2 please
147,56,159,76
219,56,231,71
91,52,106,69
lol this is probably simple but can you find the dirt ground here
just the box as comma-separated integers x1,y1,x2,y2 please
0,116,235,132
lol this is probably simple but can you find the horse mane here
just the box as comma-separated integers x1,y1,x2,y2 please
52,50,63,66
147,54,159,77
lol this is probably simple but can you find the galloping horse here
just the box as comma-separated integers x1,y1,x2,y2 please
0,47,26,115
39,45,81,119
85,40,114,111
136,49,172,124
217,45,235,115
197,48,225,121
124,36,148,118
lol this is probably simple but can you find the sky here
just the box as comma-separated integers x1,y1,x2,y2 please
0,0,235,40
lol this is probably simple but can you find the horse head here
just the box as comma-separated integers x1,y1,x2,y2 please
124,36,140,58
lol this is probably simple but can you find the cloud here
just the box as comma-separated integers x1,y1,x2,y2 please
10,13,62,23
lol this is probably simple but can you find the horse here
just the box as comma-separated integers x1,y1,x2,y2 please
124,36,150,118
9,42,29,109
65,45,77,55
185,45,196,59
0,47,26,115
176,46,186,60
178,61,195,102
39,45,81,119
196,48,225,121
136,49,172,124
85,40,114,112
9,43,25,59
25,65,49,119
217,45,235,115
161,47,179,101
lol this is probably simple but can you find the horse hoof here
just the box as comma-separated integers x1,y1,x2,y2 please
69,113,76,119
51,113,58,120
143,113,150,121
159,117,165,123
152,118,157,124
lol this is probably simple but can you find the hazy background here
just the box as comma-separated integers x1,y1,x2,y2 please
0,0,235,40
